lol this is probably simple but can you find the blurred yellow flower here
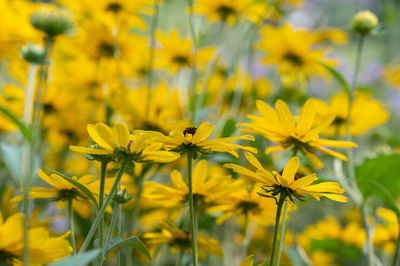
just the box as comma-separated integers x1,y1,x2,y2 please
0,213,72,265
239,99,357,168
143,223,223,258
193,0,268,25
258,23,337,83
143,159,245,211
383,65,400,89
311,92,389,136
225,153,348,202
373,208,398,254
207,184,276,226
155,30,215,73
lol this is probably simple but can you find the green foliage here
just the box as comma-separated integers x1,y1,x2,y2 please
309,239,362,259
319,62,351,93
0,107,32,142
356,154,400,217
104,236,151,260
48,249,100,266
221,118,236,137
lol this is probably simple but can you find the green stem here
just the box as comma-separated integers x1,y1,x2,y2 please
79,160,128,253
68,198,76,254
269,194,285,266
346,35,364,186
104,202,120,255
117,201,122,266
242,213,250,258
187,0,199,123
275,200,289,266
392,219,400,266
187,151,198,266
97,161,108,265
177,249,184,266
131,175,145,232
362,203,374,266
145,0,160,120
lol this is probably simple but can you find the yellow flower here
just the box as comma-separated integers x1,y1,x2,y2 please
207,184,276,226
156,122,256,157
240,255,254,266
12,169,114,210
70,122,180,163
155,29,215,73
0,213,72,265
383,65,400,89
193,0,268,25
373,208,398,254
311,92,389,136
238,99,357,168
143,223,223,258
225,153,348,202
143,159,245,211
257,23,336,83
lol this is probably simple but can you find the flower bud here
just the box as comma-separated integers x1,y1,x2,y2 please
21,42,46,64
351,10,378,35
31,9,74,38
113,188,132,204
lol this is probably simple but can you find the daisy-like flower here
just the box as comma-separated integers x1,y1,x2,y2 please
143,159,245,211
0,213,72,265
257,23,336,83
225,153,348,203
69,122,180,163
207,185,276,226
311,92,389,136
155,30,215,73
143,223,224,258
12,169,114,209
239,99,357,168
193,0,268,25
156,122,257,158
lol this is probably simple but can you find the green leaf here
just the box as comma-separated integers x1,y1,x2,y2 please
46,168,98,208
222,118,236,138
48,249,100,266
0,107,32,142
319,62,351,93
356,154,400,217
105,236,151,260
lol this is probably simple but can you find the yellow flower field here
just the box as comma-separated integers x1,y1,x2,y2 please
0,0,400,265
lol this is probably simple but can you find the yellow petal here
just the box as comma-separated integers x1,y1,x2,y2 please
244,152,263,170
297,100,315,136
193,160,207,193
192,122,214,143
170,170,188,191
87,124,113,151
240,255,254,266
69,145,111,155
322,193,348,202
290,174,318,189
113,122,130,148
282,157,300,184
275,100,296,133
316,139,358,148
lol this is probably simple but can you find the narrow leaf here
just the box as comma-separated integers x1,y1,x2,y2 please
48,249,100,266
105,236,151,260
0,107,32,142
46,168,98,208
319,62,351,93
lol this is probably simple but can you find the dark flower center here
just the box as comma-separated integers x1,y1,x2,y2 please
216,5,236,21
43,103,55,113
56,188,80,201
98,42,115,58
237,200,260,215
172,55,190,66
183,127,197,136
284,52,304,66
172,231,192,248
0,249,18,264
106,3,123,13
332,116,347,126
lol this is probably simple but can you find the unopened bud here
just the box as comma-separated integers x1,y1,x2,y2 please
31,9,74,38
351,10,378,35
21,42,46,64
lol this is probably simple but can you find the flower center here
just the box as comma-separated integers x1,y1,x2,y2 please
98,42,115,58
216,5,236,21
237,200,260,215
172,55,190,66
332,116,347,126
0,249,18,264
284,52,304,66
183,127,197,137
56,188,80,201
106,2,123,13
172,231,192,248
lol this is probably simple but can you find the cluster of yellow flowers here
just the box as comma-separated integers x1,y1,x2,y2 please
0,0,399,265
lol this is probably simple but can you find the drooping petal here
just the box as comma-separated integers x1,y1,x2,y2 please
297,100,315,136
275,100,296,133
69,145,111,155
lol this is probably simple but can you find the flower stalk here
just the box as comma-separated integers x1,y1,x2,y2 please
68,198,76,254
98,161,108,264
275,200,289,266
187,150,198,266
269,194,285,266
